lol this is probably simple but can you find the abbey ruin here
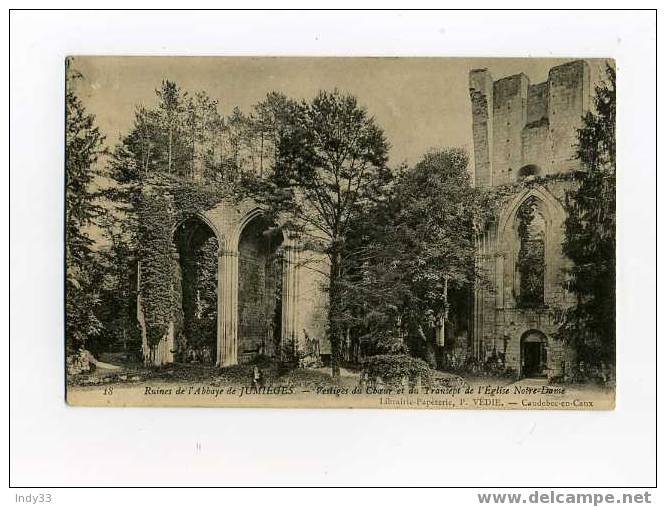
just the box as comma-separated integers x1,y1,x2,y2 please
138,199,330,367
135,60,594,380
469,60,591,378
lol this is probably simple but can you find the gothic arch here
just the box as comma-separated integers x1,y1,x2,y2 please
230,206,266,252
214,204,302,367
172,215,220,364
497,185,565,243
236,211,285,361
142,200,304,368
496,185,567,308
172,211,224,248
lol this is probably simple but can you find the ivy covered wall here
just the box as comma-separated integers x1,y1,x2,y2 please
137,176,233,358
472,174,580,378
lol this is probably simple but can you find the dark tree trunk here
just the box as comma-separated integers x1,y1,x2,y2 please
328,247,343,378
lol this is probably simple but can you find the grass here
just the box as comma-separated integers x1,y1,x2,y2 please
67,357,356,391
68,353,509,392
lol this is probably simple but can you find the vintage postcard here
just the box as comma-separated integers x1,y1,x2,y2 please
65,56,616,409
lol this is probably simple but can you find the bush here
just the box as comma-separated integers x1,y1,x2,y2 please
358,328,409,357
374,331,410,355
362,354,432,385
66,348,95,376
404,333,438,368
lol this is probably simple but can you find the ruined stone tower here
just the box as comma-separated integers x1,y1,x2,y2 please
468,60,591,379
470,60,590,188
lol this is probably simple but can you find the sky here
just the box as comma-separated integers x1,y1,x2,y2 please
72,56,609,167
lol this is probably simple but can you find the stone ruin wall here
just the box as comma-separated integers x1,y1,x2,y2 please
470,60,590,188
469,60,591,378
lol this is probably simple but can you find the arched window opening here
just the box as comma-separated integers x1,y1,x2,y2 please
173,217,219,364
237,215,284,362
515,197,546,308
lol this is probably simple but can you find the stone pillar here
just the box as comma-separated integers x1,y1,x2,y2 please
435,315,446,347
150,322,175,366
138,259,176,367
281,241,301,350
472,233,483,360
495,252,505,308
217,248,239,367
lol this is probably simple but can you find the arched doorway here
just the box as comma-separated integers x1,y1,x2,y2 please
173,216,219,364
237,214,284,363
521,330,548,378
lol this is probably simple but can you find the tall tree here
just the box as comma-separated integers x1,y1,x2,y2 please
110,85,227,182
65,61,105,352
104,81,245,359
156,80,187,174
184,92,224,180
250,92,293,176
223,106,255,177
357,149,482,364
560,63,616,366
249,90,391,377
91,222,141,356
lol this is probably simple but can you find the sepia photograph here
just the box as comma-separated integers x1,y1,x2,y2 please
65,56,617,409
9,6,657,496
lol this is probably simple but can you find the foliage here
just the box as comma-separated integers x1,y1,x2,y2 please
342,149,483,366
89,226,141,355
134,178,234,348
65,60,105,351
246,89,392,376
362,354,433,385
385,149,479,318
66,348,94,375
137,188,178,346
108,80,287,186
373,330,410,355
515,196,545,308
104,78,250,352
559,63,616,365
353,326,410,357
181,236,218,352
113,81,227,180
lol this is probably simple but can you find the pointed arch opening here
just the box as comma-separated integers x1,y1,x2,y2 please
514,196,546,308
173,216,219,364
237,214,284,362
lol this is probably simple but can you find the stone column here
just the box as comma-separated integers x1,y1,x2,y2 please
217,248,239,367
495,252,505,308
281,241,301,350
138,258,177,367
435,315,446,347
472,234,482,360
152,322,175,366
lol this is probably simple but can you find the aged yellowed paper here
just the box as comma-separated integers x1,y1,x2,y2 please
65,56,616,409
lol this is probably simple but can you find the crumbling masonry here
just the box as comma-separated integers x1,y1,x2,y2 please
469,60,591,378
